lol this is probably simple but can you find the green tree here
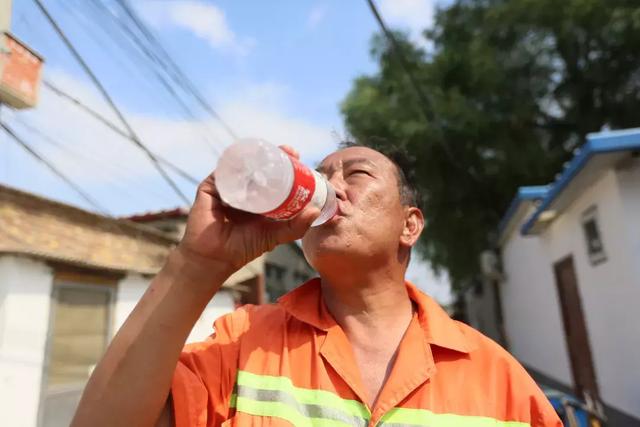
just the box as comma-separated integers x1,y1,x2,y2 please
342,0,640,290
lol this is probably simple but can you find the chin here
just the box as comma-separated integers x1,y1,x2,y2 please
302,234,354,268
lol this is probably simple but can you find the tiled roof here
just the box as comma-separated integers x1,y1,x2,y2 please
126,207,189,222
0,184,177,274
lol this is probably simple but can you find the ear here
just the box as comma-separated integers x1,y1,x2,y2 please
400,207,424,248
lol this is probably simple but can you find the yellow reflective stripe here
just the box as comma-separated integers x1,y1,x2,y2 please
234,396,356,427
233,371,531,427
236,370,371,419
379,407,531,427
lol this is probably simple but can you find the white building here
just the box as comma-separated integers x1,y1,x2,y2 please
0,186,264,427
495,128,640,425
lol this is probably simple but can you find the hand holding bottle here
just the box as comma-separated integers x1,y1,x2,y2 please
178,143,324,275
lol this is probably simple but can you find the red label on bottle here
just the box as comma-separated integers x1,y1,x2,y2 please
264,155,316,220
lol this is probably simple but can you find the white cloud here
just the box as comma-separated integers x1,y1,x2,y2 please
139,1,254,56
3,69,336,214
379,0,435,46
307,4,328,30
216,81,337,165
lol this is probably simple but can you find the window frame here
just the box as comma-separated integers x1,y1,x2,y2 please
581,205,607,266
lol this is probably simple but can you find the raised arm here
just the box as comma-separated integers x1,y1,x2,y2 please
71,149,319,427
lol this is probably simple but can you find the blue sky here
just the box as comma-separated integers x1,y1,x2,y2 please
3,0,452,303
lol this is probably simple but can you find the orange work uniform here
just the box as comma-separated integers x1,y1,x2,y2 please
171,279,562,426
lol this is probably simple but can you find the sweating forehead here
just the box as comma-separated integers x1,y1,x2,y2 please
318,146,396,174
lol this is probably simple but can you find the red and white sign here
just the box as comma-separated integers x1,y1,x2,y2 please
0,32,43,109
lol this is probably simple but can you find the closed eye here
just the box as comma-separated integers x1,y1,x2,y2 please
348,169,372,176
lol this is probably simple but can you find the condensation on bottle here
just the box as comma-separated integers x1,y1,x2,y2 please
214,139,337,226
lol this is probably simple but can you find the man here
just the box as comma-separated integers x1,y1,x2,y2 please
72,145,561,427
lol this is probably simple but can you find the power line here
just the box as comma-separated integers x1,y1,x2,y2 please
42,79,199,185
45,0,221,159
11,115,178,204
114,0,239,141
0,120,110,215
365,0,438,123
32,0,191,204
83,0,223,155
364,0,482,183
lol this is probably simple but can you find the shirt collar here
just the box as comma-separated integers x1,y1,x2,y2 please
277,278,471,354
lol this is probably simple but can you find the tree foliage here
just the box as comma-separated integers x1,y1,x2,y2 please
342,0,640,290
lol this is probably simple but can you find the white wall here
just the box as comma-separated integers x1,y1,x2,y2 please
114,273,236,344
186,289,235,344
615,162,640,415
617,161,640,281
503,169,640,419
542,169,640,418
113,273,151,332
501,206,573,386
0,256,53,427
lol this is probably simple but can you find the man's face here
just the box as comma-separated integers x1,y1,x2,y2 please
302,146,408,269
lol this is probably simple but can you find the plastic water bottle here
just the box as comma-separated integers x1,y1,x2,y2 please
214,139,337,226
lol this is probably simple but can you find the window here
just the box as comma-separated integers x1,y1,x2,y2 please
581,206,607,265
293,271,310,283
265,263,286,281
40,279,114,427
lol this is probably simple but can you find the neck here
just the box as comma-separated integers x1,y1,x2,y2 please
319,263,413,330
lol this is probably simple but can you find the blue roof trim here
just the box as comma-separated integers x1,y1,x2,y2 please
497,186,550,238
520,128,640,236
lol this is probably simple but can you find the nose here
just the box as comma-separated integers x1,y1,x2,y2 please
328,175,347,201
